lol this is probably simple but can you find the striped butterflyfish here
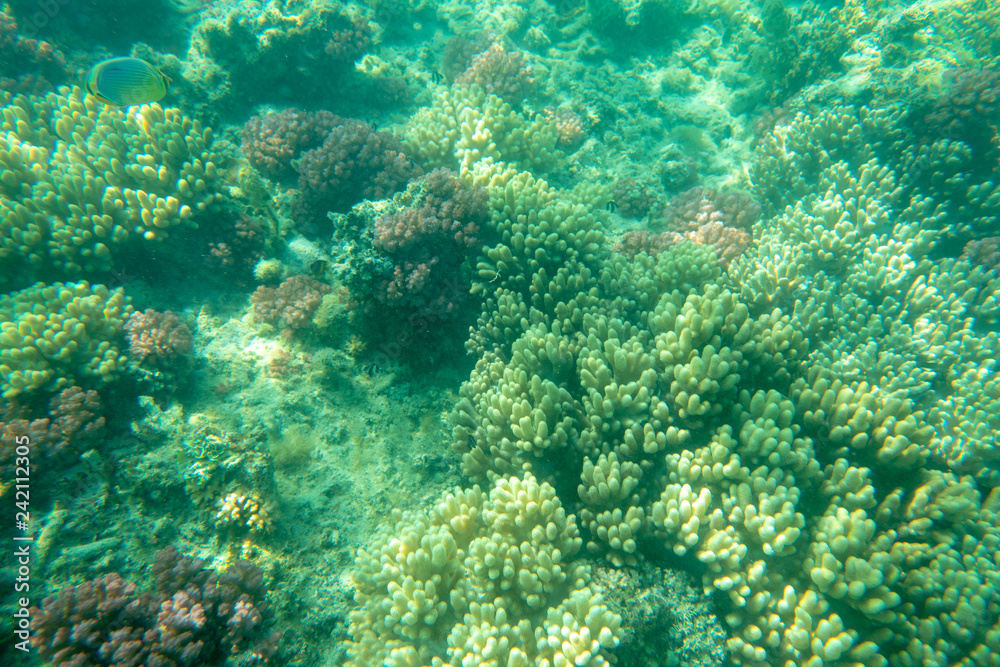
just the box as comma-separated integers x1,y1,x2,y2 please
85,57,169,107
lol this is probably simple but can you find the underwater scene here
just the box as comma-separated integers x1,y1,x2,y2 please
1,0,999,665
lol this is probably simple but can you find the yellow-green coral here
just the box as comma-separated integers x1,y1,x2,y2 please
474,170,604,301
402,84,561,177
0,86,223,280
348,473,622,667
444,86,1000,665
215,491,272,533
0,281,132,397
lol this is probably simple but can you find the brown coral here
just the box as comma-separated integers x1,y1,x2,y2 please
611,177,663,219
373,168,486,252
297,119,420,214
30,546,280,666
0,6,67,93
125,310,194,366
241,109,341,178
251,275,331,334
613,230,685,258
660,186,760,234
632,187,758,267
544,106,587,150
325,16,373,63
963,236,1000,274
924,68,1000,167
456,42,535,106
0,387,105,479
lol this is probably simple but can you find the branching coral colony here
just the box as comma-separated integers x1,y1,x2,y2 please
328,20,1000,659
432,96,1000,665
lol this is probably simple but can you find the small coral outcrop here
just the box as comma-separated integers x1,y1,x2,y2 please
341,168,490,359
0,6,67,93
456,42,535,107
251,275,331,335
125,309,195,390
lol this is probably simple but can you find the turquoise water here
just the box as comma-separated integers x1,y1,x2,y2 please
1,0,999,665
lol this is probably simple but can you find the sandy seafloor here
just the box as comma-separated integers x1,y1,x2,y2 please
1,0,1000,665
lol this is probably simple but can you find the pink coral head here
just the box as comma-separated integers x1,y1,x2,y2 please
457,42,535,105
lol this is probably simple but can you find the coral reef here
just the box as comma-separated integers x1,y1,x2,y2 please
456,42,535,107
30,545,280,665
326,169,490,362
600,564,728,666
125,309,194,367
253,258,285,284
125,308,194,391
448,93,1000,665
737,0,856,105
436,0,540,38
659,186,760,235
373,170,486,253
186,0,377,110
751,103,1000,245
0,281,131,397
402,84,561,177
0,386,105,484
637,185,759,268
462,168,608,359
543,106,587,150
4,2,1000,667
324,14,373,63
298,119,419,214
923,67,1000,168
612,230,683,258
204,213,270,279
441,33,496,82
0,87,226,283
611,176,662,220
357,168,490,356
963,236,1000,274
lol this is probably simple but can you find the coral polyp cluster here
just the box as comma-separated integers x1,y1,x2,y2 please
216,491,272,534
298,119,419,214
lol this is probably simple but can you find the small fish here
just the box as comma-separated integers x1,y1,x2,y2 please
85,57,169,107
309,259,328,276
429,71,444,84
362,363,379,377
606,201,618,213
